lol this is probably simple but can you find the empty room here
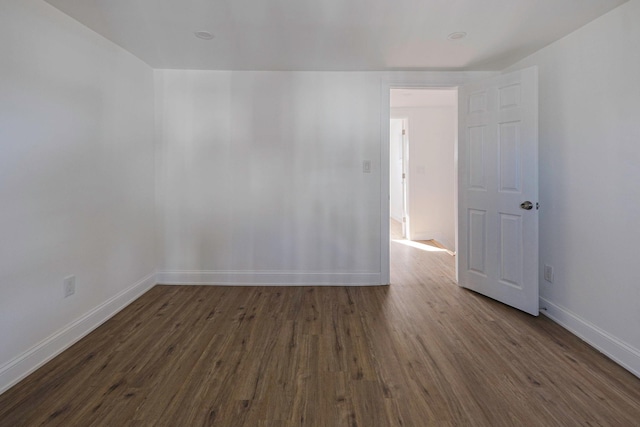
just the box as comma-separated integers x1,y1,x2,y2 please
1,0,640,425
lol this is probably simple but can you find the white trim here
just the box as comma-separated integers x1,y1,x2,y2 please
0,273,156,395
380,80,391,285
411,231,440,242
540,297,640,379
410,231,455,252
157,270,382,286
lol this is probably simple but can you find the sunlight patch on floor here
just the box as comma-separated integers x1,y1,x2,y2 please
392,239,450,253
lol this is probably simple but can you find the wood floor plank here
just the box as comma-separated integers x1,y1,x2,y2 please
2,233,640,426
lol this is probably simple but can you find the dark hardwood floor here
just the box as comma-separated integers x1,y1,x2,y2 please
1,228,639,426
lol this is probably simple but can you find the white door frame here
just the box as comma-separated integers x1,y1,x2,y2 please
380,73,497,285
400,118,409,239
390,117,410,238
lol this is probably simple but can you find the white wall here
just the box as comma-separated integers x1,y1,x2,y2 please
155,71,383,285
0,0,156,392
507,0,640,376
391,106,457,250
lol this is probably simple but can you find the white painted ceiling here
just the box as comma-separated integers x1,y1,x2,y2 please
45,0,627,71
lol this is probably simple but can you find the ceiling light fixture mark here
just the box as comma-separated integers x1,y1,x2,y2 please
447,32,467,41
194,31,214,40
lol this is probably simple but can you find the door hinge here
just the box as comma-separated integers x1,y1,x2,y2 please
402,173,406,179
402,217,406,223
402,129,406,135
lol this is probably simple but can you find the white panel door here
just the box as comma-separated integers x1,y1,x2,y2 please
458,67,539,316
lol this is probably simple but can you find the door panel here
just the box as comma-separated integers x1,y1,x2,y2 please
468,126,487,190
499,121,521,192
468,209,487,275
458,67,539,316
499,213,523,287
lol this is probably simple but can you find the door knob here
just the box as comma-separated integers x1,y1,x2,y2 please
520,201,533,210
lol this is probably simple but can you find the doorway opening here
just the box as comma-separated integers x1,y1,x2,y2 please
382,69,538,313
388,88,458,267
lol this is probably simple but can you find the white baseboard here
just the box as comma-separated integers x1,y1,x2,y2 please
540,297,640,379
410,230,452,246
156,270,383,286
409,231,455,253
0,272,156,395
410,231,436,241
